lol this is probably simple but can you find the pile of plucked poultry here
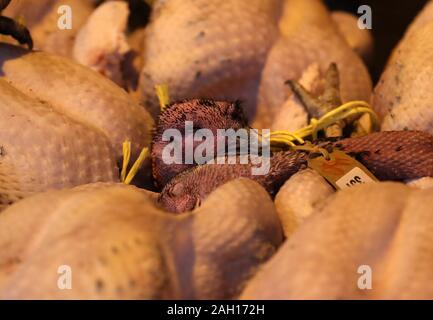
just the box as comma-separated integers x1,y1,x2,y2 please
0,0,433,299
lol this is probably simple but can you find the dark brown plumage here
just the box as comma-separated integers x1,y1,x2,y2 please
151,97,433,213
151,98,248,188
158,131,433,213
158,150,309,213
335,130,433,180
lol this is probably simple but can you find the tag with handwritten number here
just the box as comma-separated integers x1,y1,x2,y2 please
308,150,378,190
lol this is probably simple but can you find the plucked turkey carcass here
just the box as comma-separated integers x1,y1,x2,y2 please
0,179,282,299
373,1,433,134
255,0,372,128
73,1,145,90
140,0,372,122
241,182,433,299
0,43,153,209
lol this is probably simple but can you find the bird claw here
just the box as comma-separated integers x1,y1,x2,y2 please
0,0,11,11
0,1,33,50
286,63,344,138
286,63,342,119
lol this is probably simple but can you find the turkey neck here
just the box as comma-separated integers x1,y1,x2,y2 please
279,0,334,37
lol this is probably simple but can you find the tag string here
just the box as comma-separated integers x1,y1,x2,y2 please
292,142,332,161
152,86,377,162
155,84,170,111
266,101,379,153
119,85,168,184
121,141,149,185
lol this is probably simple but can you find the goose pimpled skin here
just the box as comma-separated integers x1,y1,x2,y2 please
274,168,333,238
0,179,282,299
373,0,433,134
241,182,433,299
1,0,433,301
255,0,372,128
331,11,374,63
0,43,153,209
140,0,281,119
73,1,131,87
140,0,372,123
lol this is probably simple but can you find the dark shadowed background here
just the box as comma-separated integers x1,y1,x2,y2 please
325,0,428,83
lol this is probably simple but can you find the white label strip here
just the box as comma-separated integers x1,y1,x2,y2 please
336,167,376,190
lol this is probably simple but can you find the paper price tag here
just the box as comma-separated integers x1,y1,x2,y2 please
308,150,378,190
335,167,375,189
